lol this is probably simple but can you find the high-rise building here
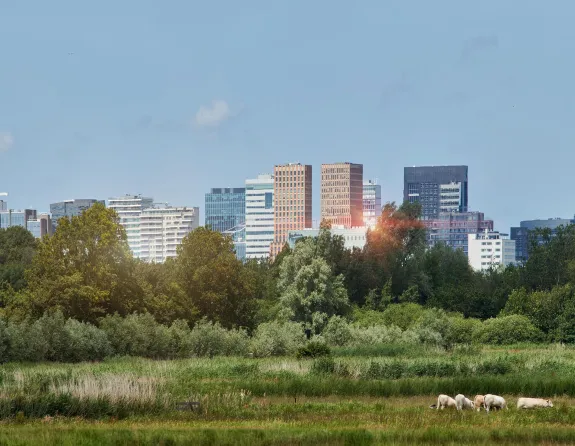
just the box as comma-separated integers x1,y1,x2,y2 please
363,180,382,228
404,166,468,219
320,162,363,228
468,230,516,271
27,213,53,238
270,163,312,257
139,206,200,263
424,211,494,255
50,199,105,231
107,195,154,257
511,217,575,262
0,209,37,230
245,174,274,259
205,188,246,233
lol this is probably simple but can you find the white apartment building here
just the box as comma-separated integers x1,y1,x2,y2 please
107,195,153,257
439,181,463,213
139,206,199,263
245,174,274,259
288,226,368,250
363,180,381,228
468,230,516,271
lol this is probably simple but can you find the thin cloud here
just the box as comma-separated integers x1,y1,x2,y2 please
0,132,14,152
461,35,499,61
194,100,232,128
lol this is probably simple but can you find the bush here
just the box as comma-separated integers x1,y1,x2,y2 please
34,311,71,362
296,341,331,359
250,321,306,357
0,318,9,363
351,307,387,327
381,303,424,330
6,319,48,362
322,316,352,346
473,315,544,345
347,324,417,346
311,356,336,374
100,313,172,358
447,316,482,345
64,319,111,362
188,318,249,357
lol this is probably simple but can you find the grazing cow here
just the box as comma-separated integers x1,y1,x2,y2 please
474,395,485,412
455,394,474,411
517,397,553,409
437,394,457,410
484,394,507,412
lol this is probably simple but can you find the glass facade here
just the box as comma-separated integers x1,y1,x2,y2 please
205,188,246,233
424,211,493,255
511,218,575,262
0,209,37,230
404,166,468,219
363,180,382,227
50,199,105,231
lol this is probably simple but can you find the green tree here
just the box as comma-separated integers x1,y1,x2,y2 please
8,203,143,322
276,233,350,332
0,227,37,306
175,227,255,328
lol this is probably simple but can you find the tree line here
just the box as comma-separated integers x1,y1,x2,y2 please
1,201,575,344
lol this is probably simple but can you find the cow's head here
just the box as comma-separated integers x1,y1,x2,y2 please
547,400,553,407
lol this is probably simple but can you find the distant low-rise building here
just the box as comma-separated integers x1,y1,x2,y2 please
424,211,494,255
27,213,53,238
287,226,368,250
50,199,105,231
468,230,516,271
510,217,575,262
0,209,37,230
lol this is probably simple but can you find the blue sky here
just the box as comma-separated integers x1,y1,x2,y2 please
1,0,574,232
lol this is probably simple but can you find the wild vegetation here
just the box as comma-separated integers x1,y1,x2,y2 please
2,203,575,443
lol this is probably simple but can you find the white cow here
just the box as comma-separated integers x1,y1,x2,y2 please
517,397,553,409
484,394,507,412
455,394,474,411
437,394,457,410
474,395,485,412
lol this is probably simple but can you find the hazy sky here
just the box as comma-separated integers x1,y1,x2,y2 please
2,0,574,232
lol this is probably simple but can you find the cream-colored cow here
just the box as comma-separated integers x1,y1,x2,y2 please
474,395,485,411
517,397,553,409
437,394,457,410
455,394,474,411
484,394,507,412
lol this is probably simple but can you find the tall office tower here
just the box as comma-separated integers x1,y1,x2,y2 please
27,213,53,238
468,230,516,271
205,188,246,233
139,206,200,263
270,163,312,257
245,174,274,259
424,211,494,255
320,162,363,228
107,194,154,258
363,180,382,228
0,209,37,229
403,166,468,220
0,201,6,212
50,199,105,231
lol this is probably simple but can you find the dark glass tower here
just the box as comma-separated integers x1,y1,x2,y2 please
403,166,468,219
205,188,246,233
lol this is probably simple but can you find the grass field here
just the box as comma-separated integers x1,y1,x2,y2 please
2,344,575,444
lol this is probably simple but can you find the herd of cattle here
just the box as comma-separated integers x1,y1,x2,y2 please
430,394,554,412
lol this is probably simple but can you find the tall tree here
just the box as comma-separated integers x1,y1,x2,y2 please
8,203,143,322
175,227,255,328
0,227,37,302
277,231,350,332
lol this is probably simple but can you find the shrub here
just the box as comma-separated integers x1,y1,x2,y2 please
347,324,416,346
381,303,424,330
188,318,249,357
100,313,171,358
166,319,193,358
473,315,544,345
322,316,352,346
6,319,48,362
311,356,336,374
64,319,111,362
250,321,306,357
33,311,71,362
296,341,331,359
0,317,9,363
447,316,482,345
351,307,387,327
